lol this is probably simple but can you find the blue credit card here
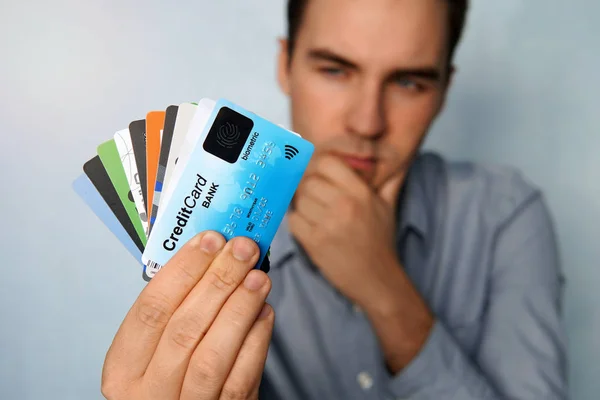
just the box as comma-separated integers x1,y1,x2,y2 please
72,174,150,281
142,98,314,277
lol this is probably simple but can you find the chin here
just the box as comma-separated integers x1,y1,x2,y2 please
354,168,382,188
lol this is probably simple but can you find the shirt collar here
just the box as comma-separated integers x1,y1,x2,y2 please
269,214,298,268
269,154,431,269
396,156,431,240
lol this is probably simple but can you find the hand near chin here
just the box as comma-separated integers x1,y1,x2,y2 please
288,153,404,304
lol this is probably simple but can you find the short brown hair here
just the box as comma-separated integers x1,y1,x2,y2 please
286,0,469,66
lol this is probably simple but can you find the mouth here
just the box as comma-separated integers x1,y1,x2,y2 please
338,154,377,172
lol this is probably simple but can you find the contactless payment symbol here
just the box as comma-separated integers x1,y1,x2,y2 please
284,144,300,160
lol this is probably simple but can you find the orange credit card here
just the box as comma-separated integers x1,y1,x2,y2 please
145,110,166,228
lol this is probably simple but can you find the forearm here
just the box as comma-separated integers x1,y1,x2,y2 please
352,193,566,399
359,261,505,399
360,260,434,374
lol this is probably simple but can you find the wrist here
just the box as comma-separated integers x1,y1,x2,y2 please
358,255,407,316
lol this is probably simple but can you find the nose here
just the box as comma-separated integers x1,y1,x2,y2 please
345,80,386,139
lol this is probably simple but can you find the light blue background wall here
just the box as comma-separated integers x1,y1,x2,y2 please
0,0,597,399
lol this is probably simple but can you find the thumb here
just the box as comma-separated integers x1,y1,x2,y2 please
377,173,405,209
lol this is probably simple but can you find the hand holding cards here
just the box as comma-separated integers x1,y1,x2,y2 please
74,98,314,281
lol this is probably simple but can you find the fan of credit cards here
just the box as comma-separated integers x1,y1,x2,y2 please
73,98,314,281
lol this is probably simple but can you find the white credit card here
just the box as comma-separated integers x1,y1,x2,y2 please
157,98,216,221
114,128,149,237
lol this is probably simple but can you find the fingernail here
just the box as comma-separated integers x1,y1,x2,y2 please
200,232,222,255
233,239,256,262
244,270,267,291
258,303,272,319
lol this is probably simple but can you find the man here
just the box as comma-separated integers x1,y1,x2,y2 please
101,0,568,399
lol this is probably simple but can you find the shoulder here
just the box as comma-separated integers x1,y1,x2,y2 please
411,152,560,287
412,151,544,227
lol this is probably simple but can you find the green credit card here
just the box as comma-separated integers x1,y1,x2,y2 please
98,139,147,246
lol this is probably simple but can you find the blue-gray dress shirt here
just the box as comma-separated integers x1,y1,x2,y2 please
259,152,567,400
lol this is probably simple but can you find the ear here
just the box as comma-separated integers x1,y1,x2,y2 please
277,38,291,96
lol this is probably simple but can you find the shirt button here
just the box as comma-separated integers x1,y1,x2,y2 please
352,304,363,314
356,371,373,390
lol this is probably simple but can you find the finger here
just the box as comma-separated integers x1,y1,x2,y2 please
294,192,328,226
288,211,314,246
104,231,226,383
180,270,271,400
305,154,369,199
377,172,405,209
297,175,340,207
143,236,261,399
219,304,275,400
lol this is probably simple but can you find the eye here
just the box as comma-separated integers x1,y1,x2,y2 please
395,77,421,90
320,66,346,77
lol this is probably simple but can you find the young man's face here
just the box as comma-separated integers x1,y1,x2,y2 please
278,0,452,188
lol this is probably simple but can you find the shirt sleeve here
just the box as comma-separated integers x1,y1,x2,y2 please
387,192,568,399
